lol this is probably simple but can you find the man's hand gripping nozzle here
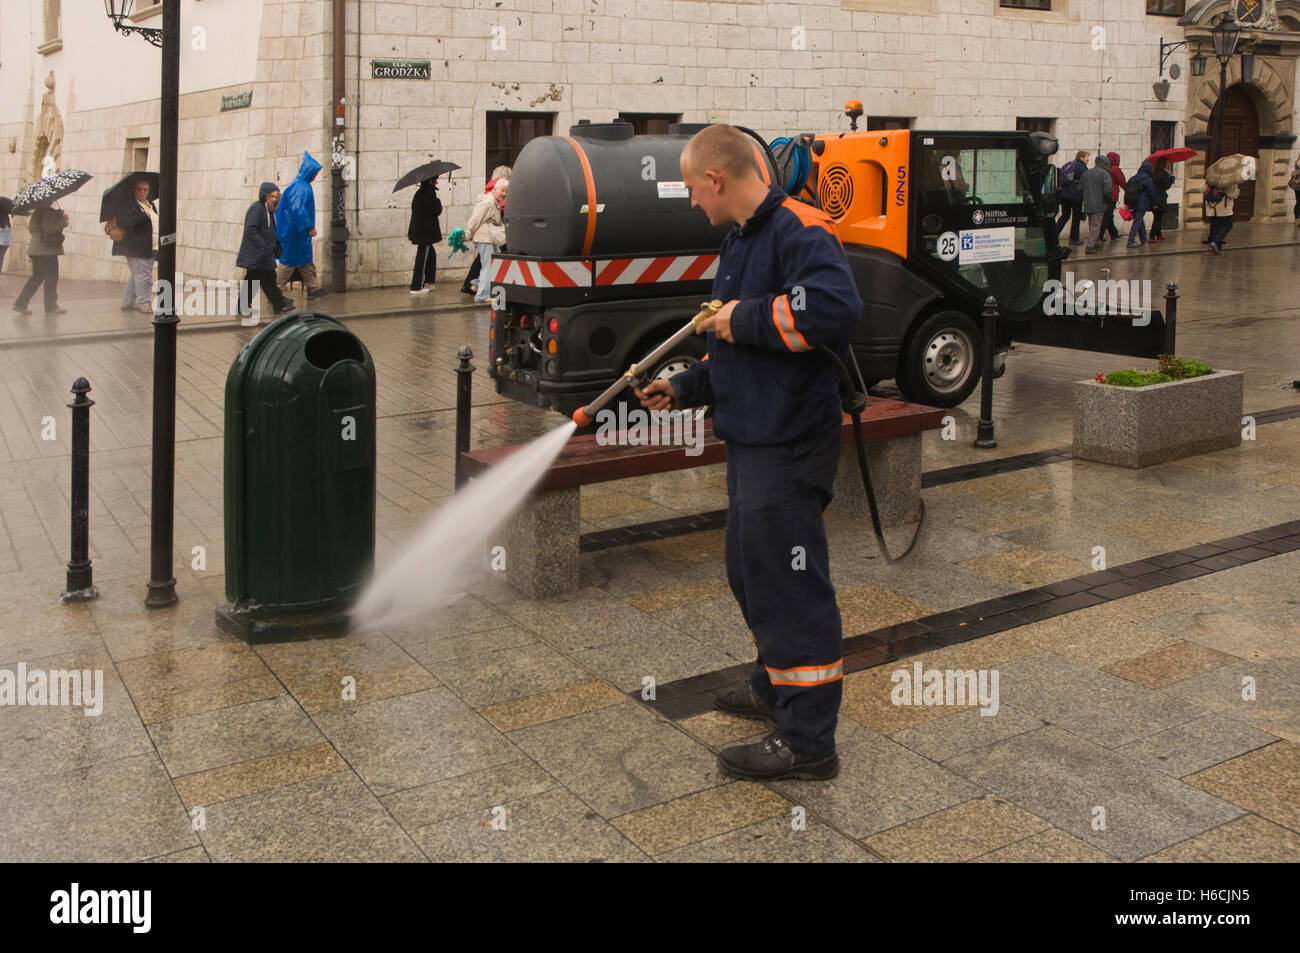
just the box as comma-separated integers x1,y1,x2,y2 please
571,300,722,426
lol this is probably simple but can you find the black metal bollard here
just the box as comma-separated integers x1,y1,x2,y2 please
974,296,998,449
62,378,98,603
454,346,475,490
1163,282,1178,356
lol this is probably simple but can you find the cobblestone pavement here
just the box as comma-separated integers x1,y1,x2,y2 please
0,235,1298,862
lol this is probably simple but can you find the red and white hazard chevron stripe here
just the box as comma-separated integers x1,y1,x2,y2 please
491,258,592,288
593,254,718,286
490,254,718,288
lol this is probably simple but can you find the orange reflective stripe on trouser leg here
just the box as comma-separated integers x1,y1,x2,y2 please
562,136,598,255
765,660,844,687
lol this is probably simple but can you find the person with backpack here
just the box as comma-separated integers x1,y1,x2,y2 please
1204,181,1234,254
1104,151,1126,242
1149,157,1176,243
1125,160,1158,248
1056,150,1088,246
1081,154,1111,254
1289,155,1300,227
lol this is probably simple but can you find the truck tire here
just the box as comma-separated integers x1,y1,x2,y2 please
897,310,982,407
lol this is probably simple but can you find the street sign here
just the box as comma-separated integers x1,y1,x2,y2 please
221,89,253,111
371,60,431,79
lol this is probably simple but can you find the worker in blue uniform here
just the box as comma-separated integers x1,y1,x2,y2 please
636,124,862,780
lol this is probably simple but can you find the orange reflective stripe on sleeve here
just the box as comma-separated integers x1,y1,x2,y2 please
771,294,812,352
765,660,844,687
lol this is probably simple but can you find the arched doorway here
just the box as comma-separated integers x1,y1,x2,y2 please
1208,84,1261,220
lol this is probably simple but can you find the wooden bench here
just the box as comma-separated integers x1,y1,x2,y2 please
459,397,944,597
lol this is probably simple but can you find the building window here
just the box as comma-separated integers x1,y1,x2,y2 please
126,138,150,174
485,112,554,174
1145,0,1186,15
1000,0,1051,9
1150,121,1176,155
618,113,681,136
867,116,912,130
38,0,62,53
129,0,163,23
1016,117,1055,134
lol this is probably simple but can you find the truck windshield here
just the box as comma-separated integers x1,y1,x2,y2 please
915,138,1053,317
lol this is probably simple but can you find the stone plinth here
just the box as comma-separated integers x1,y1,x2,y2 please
501,486,580,598
830,432,923,526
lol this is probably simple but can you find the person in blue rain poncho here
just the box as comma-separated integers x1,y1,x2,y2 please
275,151,330,300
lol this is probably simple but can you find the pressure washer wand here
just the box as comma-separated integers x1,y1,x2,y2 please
572,300,722,426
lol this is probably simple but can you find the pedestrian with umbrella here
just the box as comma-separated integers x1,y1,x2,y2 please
9,169,92,316
394,160,459,295
1144,147,1195,243
104,174,159,312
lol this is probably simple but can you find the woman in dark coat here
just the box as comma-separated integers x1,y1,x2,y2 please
0,196,12,275
408,178,442,294
112,178,157,311
1149,158,1175,243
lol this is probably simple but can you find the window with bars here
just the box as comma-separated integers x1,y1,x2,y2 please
1000,0,1051,10
1146,0,1186,16
1150,121,1176,155
485,112,555,175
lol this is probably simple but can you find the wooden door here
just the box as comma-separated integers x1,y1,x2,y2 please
1209,85,1260,220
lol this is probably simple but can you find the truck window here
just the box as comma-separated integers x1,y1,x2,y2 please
915,139,1051,318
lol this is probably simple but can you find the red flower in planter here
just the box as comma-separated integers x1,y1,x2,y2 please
1094,373,1106,383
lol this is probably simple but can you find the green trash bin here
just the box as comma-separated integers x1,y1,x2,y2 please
217,312,375,641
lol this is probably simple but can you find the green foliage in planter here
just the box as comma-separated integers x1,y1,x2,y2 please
1102,368,1174,387
1156,355,1213,380
1097,356,1212,387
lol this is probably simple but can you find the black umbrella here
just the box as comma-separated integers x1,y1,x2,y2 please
393,160,460,192
11,169,93,213
100,172,160,222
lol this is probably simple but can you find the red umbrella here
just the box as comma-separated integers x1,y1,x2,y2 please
1146,147,1197,165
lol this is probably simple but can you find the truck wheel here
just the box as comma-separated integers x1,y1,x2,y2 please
642,353,708,421
898,310,981,407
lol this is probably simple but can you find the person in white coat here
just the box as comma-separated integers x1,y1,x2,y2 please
464,179,508,303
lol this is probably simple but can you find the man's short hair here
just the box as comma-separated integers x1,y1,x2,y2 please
683,124,760,180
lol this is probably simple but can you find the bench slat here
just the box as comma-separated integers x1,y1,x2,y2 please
460,397,944,492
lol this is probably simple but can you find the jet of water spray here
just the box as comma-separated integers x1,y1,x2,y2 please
349,420,578,632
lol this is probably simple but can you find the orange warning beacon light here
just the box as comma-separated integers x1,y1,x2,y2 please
844,99,864,131
571,300,723,426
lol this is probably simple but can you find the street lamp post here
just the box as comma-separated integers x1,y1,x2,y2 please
106,0,181,608
1212,16,1243,161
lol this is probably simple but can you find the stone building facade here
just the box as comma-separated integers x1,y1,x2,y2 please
1,0,1298,290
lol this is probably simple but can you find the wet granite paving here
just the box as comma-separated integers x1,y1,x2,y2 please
0,233,1297,861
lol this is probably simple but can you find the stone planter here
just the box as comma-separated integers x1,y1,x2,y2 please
1073,370,1243,468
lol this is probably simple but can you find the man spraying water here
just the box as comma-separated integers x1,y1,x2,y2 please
635,124,862,781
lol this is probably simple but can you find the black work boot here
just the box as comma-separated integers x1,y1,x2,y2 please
717,732,839,781
714,684,775,724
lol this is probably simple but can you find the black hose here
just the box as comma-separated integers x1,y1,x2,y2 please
734,125,779,176
818,345,925,563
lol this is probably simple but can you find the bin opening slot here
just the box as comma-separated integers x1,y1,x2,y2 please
305,331,365,370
